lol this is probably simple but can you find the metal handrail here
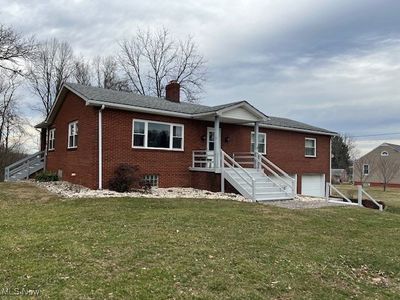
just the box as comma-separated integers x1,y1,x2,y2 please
5,151,44,170
221,150,255,188
255,152,294,183
359,186,383,211
233,152,295,196
4,151,45,181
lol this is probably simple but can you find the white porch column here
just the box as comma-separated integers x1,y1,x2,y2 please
214,115,221,169
254,122,260,168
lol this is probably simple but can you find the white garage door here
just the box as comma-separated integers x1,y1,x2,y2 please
301,174,325,197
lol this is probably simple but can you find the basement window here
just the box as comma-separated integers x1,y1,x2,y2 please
48,128,55,150
143,174,159,187
305,138,317,157
132,119,184,151
68,121,78,149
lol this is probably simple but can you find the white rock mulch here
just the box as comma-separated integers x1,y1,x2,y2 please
35,181,250,202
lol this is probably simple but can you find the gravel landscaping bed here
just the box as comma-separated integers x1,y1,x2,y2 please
263,195,347,209
35,181,250,202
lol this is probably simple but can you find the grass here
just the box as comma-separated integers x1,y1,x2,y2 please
0,182,399,299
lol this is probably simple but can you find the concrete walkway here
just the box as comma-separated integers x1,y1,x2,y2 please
261,196,349,209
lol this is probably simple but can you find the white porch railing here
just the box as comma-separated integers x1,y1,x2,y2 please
233,152,296,198
4,151,45,181
325,183,383,211
221,150,256,200
192,150,215,169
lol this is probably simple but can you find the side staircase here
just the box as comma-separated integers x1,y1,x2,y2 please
4,151,45,181
221,150,296,201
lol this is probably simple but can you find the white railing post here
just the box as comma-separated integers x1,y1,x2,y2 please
357,185,363,207
192,151,195,168
325,182,330,202
221,151,225,193
252,178,256,201
4,167,9,181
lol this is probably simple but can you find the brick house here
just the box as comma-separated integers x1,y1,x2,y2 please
34,81,336,201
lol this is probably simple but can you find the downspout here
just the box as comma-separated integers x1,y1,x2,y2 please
98,105,105,190
329,136,332,185
44,127,48,171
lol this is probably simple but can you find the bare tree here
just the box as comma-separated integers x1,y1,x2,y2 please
119,28,205,102
376,155,400,191
73,57,92,86
93,56,129,91
0,71,27,180
27,38,74,117
353,156,375,186
0,24,35,74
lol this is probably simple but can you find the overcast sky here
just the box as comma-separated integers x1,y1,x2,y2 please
1,0,400,154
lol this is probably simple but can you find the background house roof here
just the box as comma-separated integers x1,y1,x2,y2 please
383,143,400,152
40,83,336,135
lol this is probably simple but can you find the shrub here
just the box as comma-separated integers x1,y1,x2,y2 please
109,164,139,192
35,171,59,182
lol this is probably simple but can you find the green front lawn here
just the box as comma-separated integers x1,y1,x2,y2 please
0,182,399,299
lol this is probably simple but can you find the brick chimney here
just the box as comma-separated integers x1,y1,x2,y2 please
165,80,180,103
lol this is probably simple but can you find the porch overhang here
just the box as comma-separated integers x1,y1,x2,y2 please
192,100,269,124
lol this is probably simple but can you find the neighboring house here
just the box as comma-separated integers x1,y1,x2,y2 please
26,81,336,200
331,168,348,184
353,143,400,188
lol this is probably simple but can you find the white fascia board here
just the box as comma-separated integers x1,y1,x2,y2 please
45,84,92,125
217,101,269,121
86,100,194,119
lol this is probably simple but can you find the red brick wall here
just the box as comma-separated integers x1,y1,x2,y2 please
46,93,331,193
354,182,400,188
46,91,98,188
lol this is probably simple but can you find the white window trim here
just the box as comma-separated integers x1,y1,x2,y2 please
305,137,317,158
48,128,55,151
68,121,78,149
363,164,369,175
251,131,267,154
132,119,184,151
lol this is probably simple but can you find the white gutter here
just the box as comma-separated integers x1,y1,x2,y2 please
87,100,193,119
98,105,105,190
259,124,337,136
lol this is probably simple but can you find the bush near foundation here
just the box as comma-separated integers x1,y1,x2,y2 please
109,164,139,192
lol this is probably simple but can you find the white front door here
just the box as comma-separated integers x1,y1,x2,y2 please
207,127,215,154
206,127,221,168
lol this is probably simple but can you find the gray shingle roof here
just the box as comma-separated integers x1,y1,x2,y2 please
65,83,335,135
66,83,238,115
384,143,400,152
262,116,336,134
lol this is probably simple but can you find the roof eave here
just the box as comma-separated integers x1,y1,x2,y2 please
260,124,337,136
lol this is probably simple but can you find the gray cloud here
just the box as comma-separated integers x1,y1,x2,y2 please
1,0,400,154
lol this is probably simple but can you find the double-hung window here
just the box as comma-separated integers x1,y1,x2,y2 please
68,121,78,149
305,138,316,157
132,120,184,150
363,164,369,175
251,132,267,154
48,128,55,150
